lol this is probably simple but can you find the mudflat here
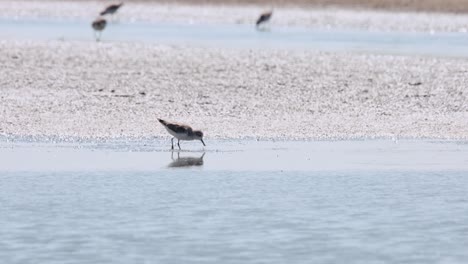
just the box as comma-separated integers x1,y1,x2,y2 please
1,40,467,139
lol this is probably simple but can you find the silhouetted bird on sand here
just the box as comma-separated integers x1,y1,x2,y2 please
100,2,124,16
256,10,273,29
158,119,206,150
91,17,107,41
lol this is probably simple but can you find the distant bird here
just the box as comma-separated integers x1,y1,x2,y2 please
158,119,206,150
256,10,273,28
91,17,107,41
100,2,124,16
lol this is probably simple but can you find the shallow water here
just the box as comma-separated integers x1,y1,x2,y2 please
2,170,468,263
1,139,467,172
1,19,468,57
1,139,468,263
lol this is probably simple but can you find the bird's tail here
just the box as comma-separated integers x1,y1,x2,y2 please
100,11,107,16
158,118,167,125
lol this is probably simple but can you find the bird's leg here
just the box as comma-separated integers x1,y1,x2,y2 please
177,139,181,150
171,138,174,150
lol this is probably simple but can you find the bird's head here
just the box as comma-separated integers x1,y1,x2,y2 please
194,130,205,146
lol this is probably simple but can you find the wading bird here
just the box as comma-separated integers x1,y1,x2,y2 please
158,119,206,150
256,10,273,29
91,17,107,41
100,2,124,17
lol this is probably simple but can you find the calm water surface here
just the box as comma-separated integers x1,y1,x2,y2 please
1,140,467,263
1,19,468,57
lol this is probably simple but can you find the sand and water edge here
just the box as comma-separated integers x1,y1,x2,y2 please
0,0,467,142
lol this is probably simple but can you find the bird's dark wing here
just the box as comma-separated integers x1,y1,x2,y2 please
167,123,192,134
100,5,119,15
92,19,107,29
256,15,265,25
257,12,273,26
256,13,271,25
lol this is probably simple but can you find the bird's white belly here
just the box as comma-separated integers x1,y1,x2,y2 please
165,127,194,140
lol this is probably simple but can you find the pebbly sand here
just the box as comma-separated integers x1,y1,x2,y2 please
1,39,467,140
0,1,467,140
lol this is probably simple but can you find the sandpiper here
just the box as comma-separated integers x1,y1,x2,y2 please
256,10,273,29
158,119,206,150
91,17,107,41
100,2,124,16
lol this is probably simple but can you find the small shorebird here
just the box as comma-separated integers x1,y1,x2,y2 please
158,119,206,150
100,2,124,17
91,17,107,41
256,10,273,29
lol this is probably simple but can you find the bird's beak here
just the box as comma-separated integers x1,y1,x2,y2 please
200,139,206,146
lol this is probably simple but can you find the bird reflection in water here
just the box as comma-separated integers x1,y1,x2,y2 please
168,152,205,168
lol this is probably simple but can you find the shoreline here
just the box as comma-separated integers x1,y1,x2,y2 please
2,139,468,172
1,1,468,33
1,134,468,143
1,3,467,140
1,40,467,141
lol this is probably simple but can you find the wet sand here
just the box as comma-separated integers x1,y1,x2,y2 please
1,40,467,140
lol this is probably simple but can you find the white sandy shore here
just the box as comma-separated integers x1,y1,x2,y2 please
1,1,468,33
1,1,467,140
1,40,467,140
